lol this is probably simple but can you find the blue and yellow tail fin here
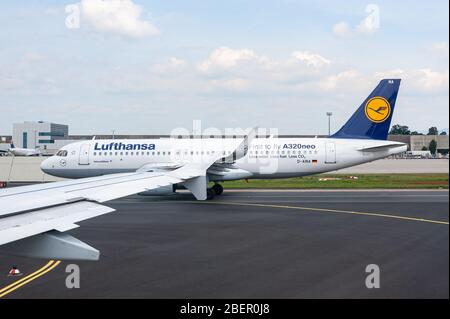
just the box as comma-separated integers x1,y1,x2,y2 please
332,79,401,140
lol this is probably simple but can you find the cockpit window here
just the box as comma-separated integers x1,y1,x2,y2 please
56,150,68,157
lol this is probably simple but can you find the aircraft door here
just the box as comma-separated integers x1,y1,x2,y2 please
325,142,336,164
78,144,91,165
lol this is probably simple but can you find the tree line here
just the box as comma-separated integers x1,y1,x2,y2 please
389,125,447,136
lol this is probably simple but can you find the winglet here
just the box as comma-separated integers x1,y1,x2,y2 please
221,126,258,163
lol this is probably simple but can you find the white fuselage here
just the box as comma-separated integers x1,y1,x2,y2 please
41,137,407,180
9,148,41,156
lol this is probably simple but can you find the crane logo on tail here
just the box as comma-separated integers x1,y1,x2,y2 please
365,97,391,123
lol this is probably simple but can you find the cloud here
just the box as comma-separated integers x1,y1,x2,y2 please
332,22,352,38
319,69,362,91
318,68,449,94
415,69,449,92
375,68,449,93
167,57,188,68
198,47,331,74
291,51,331,68
332,4,380,38
198,47,268,72
80,0,159,38
196,47,332,92
207,78,249,91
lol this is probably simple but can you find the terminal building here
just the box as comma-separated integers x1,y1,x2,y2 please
12,121,69,154
389,135,449,153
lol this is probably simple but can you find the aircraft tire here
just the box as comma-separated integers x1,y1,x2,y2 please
207,188,215,200
212,184,224,195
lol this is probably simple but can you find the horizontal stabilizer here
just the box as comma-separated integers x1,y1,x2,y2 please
357,143,406,152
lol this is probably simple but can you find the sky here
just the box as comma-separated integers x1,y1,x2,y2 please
0,0,448,135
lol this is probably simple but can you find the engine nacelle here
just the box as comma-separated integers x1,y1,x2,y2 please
208,167,253,182
138,184,177,196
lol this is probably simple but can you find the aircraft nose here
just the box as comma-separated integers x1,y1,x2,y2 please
40,157,53,174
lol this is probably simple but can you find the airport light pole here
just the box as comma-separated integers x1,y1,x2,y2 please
326,112,333,136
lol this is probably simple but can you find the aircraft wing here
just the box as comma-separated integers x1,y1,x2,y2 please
0,160,216,260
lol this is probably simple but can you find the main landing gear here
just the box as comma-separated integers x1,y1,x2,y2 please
207,183,224,200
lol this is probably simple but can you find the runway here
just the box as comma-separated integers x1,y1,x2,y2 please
0,190,448,298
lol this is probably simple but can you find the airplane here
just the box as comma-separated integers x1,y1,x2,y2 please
0,79,407,261
7,144,42,156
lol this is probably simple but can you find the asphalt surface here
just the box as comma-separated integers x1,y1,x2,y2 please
0,190,448,299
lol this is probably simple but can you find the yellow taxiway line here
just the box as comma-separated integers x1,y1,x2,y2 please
0,260,61,298
195,201,449,225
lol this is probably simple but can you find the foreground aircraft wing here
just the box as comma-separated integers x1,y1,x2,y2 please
0,156,223,260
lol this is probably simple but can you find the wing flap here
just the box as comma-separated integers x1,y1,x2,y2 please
0,171,176,217
0,201,115,245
